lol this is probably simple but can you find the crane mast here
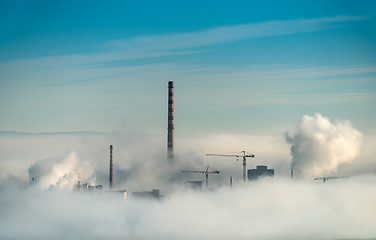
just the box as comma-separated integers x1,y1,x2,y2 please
206,151,255,182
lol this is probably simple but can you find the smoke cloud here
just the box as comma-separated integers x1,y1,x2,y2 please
285,113,362,179
28,152,95,190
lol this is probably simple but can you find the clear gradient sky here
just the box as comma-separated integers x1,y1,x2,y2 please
1,0,375,135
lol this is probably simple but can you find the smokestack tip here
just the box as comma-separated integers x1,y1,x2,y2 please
168,81,174,87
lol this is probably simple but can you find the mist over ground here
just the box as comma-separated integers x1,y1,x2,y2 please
0,176,375,240
0,131,292,191
0,114,375,239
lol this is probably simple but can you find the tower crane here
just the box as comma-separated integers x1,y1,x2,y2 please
206,151,255,182
314,176,348,183
182,165,220,188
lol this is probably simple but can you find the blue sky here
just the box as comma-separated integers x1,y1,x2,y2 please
1,0,375,135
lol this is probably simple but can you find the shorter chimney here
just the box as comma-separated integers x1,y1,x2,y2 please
110,145,113,189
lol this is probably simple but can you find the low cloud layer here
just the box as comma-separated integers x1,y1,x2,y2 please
0,176,375,239
0,132,291,192
285,113,362,179
0,118,375,239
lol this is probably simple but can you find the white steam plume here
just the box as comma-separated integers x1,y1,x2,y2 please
28,151,95,190
285,113,362,179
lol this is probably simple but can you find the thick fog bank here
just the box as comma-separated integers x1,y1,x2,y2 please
0,176,375,240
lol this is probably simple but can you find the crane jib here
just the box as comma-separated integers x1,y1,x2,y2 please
206,152,255,182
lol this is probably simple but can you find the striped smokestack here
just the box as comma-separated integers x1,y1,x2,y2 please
109,145,113,188
167,81,174,162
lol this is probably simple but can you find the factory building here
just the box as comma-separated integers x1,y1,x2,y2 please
247,165,274,180
78,183,104,192
132,189,162,199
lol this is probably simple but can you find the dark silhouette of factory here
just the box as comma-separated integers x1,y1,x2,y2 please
248,165,274,180
132,189,162,199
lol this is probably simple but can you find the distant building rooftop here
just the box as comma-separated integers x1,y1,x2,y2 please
248,165,274,180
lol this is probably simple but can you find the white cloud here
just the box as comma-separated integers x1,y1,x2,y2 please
1,15,369,84
105,16,368,51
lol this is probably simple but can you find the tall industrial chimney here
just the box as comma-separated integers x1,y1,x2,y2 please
291,168,294,179
109,145,113,189
167,81,174,162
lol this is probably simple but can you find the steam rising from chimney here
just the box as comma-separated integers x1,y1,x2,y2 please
27,152,95,190
285,113,362,179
